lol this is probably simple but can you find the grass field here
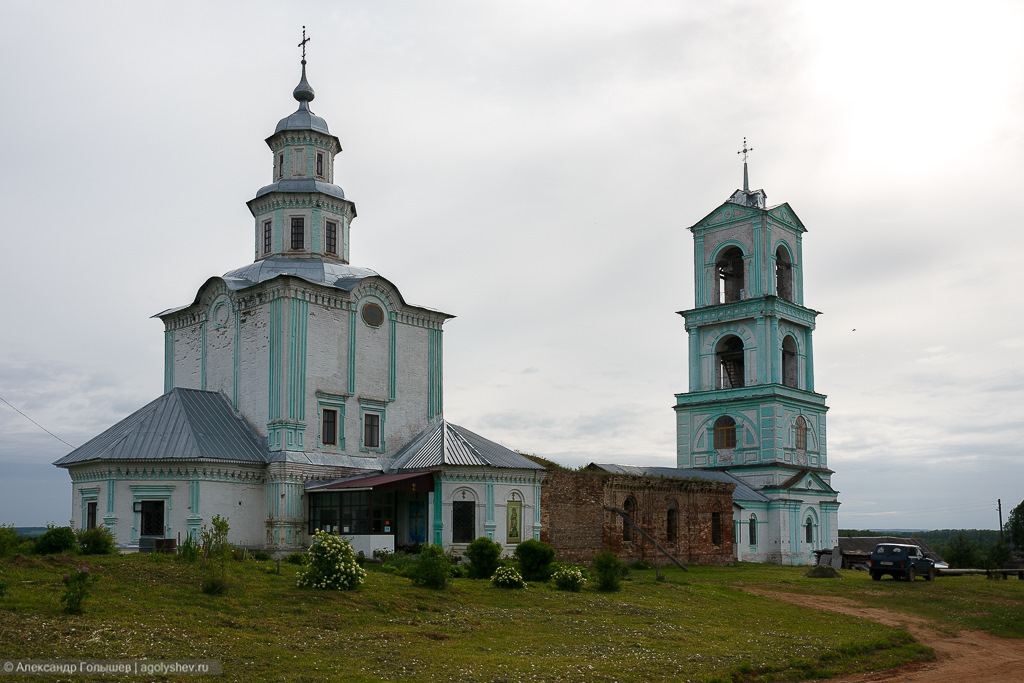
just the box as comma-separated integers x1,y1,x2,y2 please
1,553,1020,682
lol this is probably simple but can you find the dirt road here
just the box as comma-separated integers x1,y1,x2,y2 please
747,590,1024,682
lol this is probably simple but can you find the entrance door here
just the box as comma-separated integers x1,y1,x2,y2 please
408,501,425,544
140,500,165,537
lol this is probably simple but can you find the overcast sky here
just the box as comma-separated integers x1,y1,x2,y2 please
1,1,1022,531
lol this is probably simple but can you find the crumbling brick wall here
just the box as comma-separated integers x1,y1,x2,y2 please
541,470,735,566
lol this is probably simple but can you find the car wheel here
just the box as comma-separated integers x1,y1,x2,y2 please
926,567,936,581
871,572,881,581
907,566,917,582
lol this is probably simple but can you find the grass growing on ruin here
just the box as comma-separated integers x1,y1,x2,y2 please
0,554,956,682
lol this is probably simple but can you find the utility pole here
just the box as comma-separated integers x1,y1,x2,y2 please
998,499,1004,543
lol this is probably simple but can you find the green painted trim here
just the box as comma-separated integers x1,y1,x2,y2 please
164,330,174,392
533,481,542,540
288,298,309,422
805,330,815,392
358,399,387,454
315,394,347,450
389,313,397,401
694,234,706,305
311,205,322,253
129,484,175,542
687,329,699,393
269,299,282,427
233,309,240,407
78,487,98,530
427,329,444,419
484,483,495,539
432,476,443,545
348,310,357,395
200,322,207,391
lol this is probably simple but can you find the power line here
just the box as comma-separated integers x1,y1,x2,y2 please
0,394,76,449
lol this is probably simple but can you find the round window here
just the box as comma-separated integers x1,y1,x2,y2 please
361,303,385,327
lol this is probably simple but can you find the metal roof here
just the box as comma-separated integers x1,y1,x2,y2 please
252,178,346,201
222,257,378,292
53,389,268,467
389,421,545,471
588,463,770,503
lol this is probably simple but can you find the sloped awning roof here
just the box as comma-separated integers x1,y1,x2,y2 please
53,389,268,467
305,471,435,493
389,421,545,471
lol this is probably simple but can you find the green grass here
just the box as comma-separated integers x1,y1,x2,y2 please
685,562,1024,638
1,555,987,682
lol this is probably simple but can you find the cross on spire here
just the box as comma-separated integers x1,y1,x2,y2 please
737,137,753,163
737,137,753,193
298,26,311,62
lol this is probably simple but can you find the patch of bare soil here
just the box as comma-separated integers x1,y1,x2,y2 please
745,589,1024,682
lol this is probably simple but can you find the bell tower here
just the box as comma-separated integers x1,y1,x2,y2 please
674,141,839,564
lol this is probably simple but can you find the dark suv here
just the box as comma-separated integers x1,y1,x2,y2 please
869,543,936,581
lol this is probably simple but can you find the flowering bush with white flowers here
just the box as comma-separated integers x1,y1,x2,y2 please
552,565,586,592
491,565,527,589
296,530,366,591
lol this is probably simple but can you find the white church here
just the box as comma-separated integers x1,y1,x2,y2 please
54,52,545,557
55,47,839,565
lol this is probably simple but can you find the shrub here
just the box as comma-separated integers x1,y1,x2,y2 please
252,549,271,561
284,552,307,566
465,537,503,579
592,550,627,592
200,515,232,593
35,526,77,555
60,566,95,613
296,530,366,590
449,564,467,578
0,568,9,598
514,539,556,582
552,565,586,592
630,559,654,570
492,565,527,589
0,524,21,558
178,534,200,563
409,544,451,589
76,526,116,555
804,565,841,579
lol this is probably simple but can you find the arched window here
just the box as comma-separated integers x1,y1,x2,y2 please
715,335,745,389
748,515,757,545
716,247,745,303
666,500,678,543
782,335,798,388
805,517,814,544
623,497,636,542
795,416,807,452
776,246,793,301
713,416,737,450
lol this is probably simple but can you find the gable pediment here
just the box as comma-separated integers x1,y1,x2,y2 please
691,201,758,231
767,203,805,232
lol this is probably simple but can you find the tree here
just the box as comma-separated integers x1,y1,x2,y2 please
1005,499,1024,549
945,532,979,568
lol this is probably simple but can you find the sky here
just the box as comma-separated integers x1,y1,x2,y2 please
1,1,1022,531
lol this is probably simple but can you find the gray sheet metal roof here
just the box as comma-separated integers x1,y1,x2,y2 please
389,421,545,471
589,463,769,503
53,389,268,467
252,178,346,201
222,257,379,291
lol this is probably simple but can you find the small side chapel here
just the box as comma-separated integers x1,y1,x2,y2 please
673,146,840,564
54,45,544,555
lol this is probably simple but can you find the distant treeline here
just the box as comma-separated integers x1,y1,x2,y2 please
840,528,1017,569
840,529,1003,546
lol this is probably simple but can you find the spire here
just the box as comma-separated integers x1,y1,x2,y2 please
293,27,315,104
727,137,766,209
737,137,753,192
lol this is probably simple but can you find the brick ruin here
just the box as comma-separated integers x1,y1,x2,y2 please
540,469,736,566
